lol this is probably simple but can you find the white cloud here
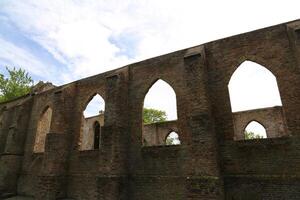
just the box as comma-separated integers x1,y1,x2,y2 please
0,37,55,81
2,0,300,80
1,0,136,80
0,0,299,116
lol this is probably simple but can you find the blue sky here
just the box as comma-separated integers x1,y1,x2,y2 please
0,0,299,123
0,12,66,82
1,0,299,85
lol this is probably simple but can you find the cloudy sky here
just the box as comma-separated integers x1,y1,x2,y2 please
0,0,299,126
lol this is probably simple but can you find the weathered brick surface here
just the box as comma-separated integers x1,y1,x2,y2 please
224,177,300,200
0,20,300,199
232,106,288,140
33,107,52,153
80,114,104,150
143,120,178,146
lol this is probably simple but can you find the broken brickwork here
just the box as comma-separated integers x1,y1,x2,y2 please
1,20,300,199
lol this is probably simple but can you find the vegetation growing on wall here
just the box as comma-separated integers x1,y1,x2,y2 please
244,130,264,139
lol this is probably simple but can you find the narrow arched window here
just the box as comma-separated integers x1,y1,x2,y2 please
84,94,105,118
34,106,52,153
93,121,101,149
79,94,105,150
142,79,178,146
165,131,181,145
244,121,267,139
143,79,177,122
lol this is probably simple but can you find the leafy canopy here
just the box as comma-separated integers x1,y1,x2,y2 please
0,67,33,103
165,137,174,145
143,108,167,124
244,130,264,139
166,135,178,145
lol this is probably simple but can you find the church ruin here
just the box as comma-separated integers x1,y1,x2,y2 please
1,19,300,199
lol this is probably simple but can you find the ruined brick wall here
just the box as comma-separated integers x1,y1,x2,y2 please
33,106,52,152
143,120,178,146
80,114,104,150
0,96,33,196
232,106,288,140
142,105,288,145
221,137,300,199
0,19,300,199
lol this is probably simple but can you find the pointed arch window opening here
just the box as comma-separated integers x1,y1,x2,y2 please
142,79,179,146
227,61,286,140
83,94,105,118
228,60,282,112
165,131,181,145
79,93,105,151
34,106,52,153
244,121,267,139
143,79,178,123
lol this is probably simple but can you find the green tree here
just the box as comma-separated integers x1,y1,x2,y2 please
143,108,167,124
244,130,263,139
166,137,174,145
0,67,33,103
165,132,181,145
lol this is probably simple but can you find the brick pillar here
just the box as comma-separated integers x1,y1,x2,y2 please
183,46,224,199
98,72,129,200
36,90,71,200
0,125,22,197
284,21,300,135
0,101,32,197
36,133,70,200
286,21,300,68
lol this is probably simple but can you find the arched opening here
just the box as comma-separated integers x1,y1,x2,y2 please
93,121,101,149
165,131,181,145
83,94,105,118
79,94,105,150
244,121,267,139
228,61,282,112
34,106,52,153
142,79,178,146
228,61,286,139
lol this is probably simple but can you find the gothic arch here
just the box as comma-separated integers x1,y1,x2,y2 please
142,78,179,102
226,58,279,85
142,79,178,146
165,131,181,145
82,92,106,113
34,106,52,153
243,120,267,139
143,79,178,120
79,93,105,150
228,60,282,111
